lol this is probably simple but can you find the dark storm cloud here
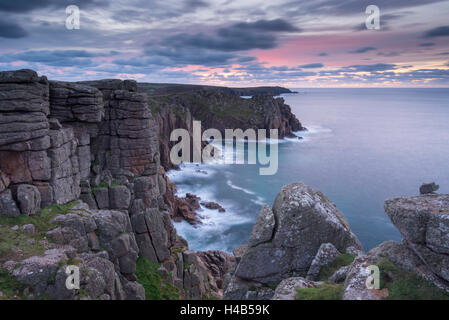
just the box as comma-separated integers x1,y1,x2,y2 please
0,21,28,38
0,0,105,12
160,19,299,53
348,46,377,54
299,63,323,68
419,42,436,47
424,26,449,38
232,19,300,32
318,52,328,56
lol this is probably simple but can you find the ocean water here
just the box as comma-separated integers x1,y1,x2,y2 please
168,88,449,253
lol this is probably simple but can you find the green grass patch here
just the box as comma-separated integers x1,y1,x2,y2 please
378,258,449,300
317,253,356,281
0,201,79,264
135,257,180,300
295,282,343,300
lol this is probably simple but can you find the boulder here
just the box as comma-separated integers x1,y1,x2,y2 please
234,183,361,285
0,189,21,217
385,194,449,282
17,184,41,215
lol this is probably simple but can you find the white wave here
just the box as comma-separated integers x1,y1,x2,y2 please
226,179,256,195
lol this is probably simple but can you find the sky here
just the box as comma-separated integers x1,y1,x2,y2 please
1,0,449,87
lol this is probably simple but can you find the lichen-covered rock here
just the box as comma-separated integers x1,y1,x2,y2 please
17,184,41,215
272,277,319,300
0,189,21,217
233,183,361,285
306,243,341,280
49,81,104,123
247,204,275,247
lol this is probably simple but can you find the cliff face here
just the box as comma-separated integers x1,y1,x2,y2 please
150,89,304,170
0,69,235,300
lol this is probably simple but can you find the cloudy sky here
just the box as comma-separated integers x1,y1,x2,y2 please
1,0,449,87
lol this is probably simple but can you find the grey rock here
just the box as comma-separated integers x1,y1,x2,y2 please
385,194,449,282
0,189,21,217
17,184,41,215
235,183,362,284
272,277,319,300
419,182,439,195
247,204,275,247
329,265,351,283
306,243,341,280
109,185,131,210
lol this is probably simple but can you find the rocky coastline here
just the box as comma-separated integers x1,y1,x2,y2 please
0,69,302,300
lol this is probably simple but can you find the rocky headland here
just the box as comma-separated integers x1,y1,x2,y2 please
223,183,449,300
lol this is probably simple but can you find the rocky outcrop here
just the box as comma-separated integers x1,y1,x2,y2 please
272,277,319,300
385,194,449,283
0,69,227,300
224,182,362,299
10,201,143,300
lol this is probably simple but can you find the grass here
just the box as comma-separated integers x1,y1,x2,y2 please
135,257,180,300
378,258,449,300
317,253,356,281
0,268,27,300
295,282,344,300
0,201,79,265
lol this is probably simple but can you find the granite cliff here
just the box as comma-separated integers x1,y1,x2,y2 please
0,69,300,300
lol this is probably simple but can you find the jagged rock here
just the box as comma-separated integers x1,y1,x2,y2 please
306,243,341,280
197,250,235,291
200,201,225,212
385,194,449,282
419,182,439,195
272,277,319,300
0,189,21,217
233,183,361,285
17,184,41,215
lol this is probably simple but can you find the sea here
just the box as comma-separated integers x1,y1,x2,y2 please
167,88,449,253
